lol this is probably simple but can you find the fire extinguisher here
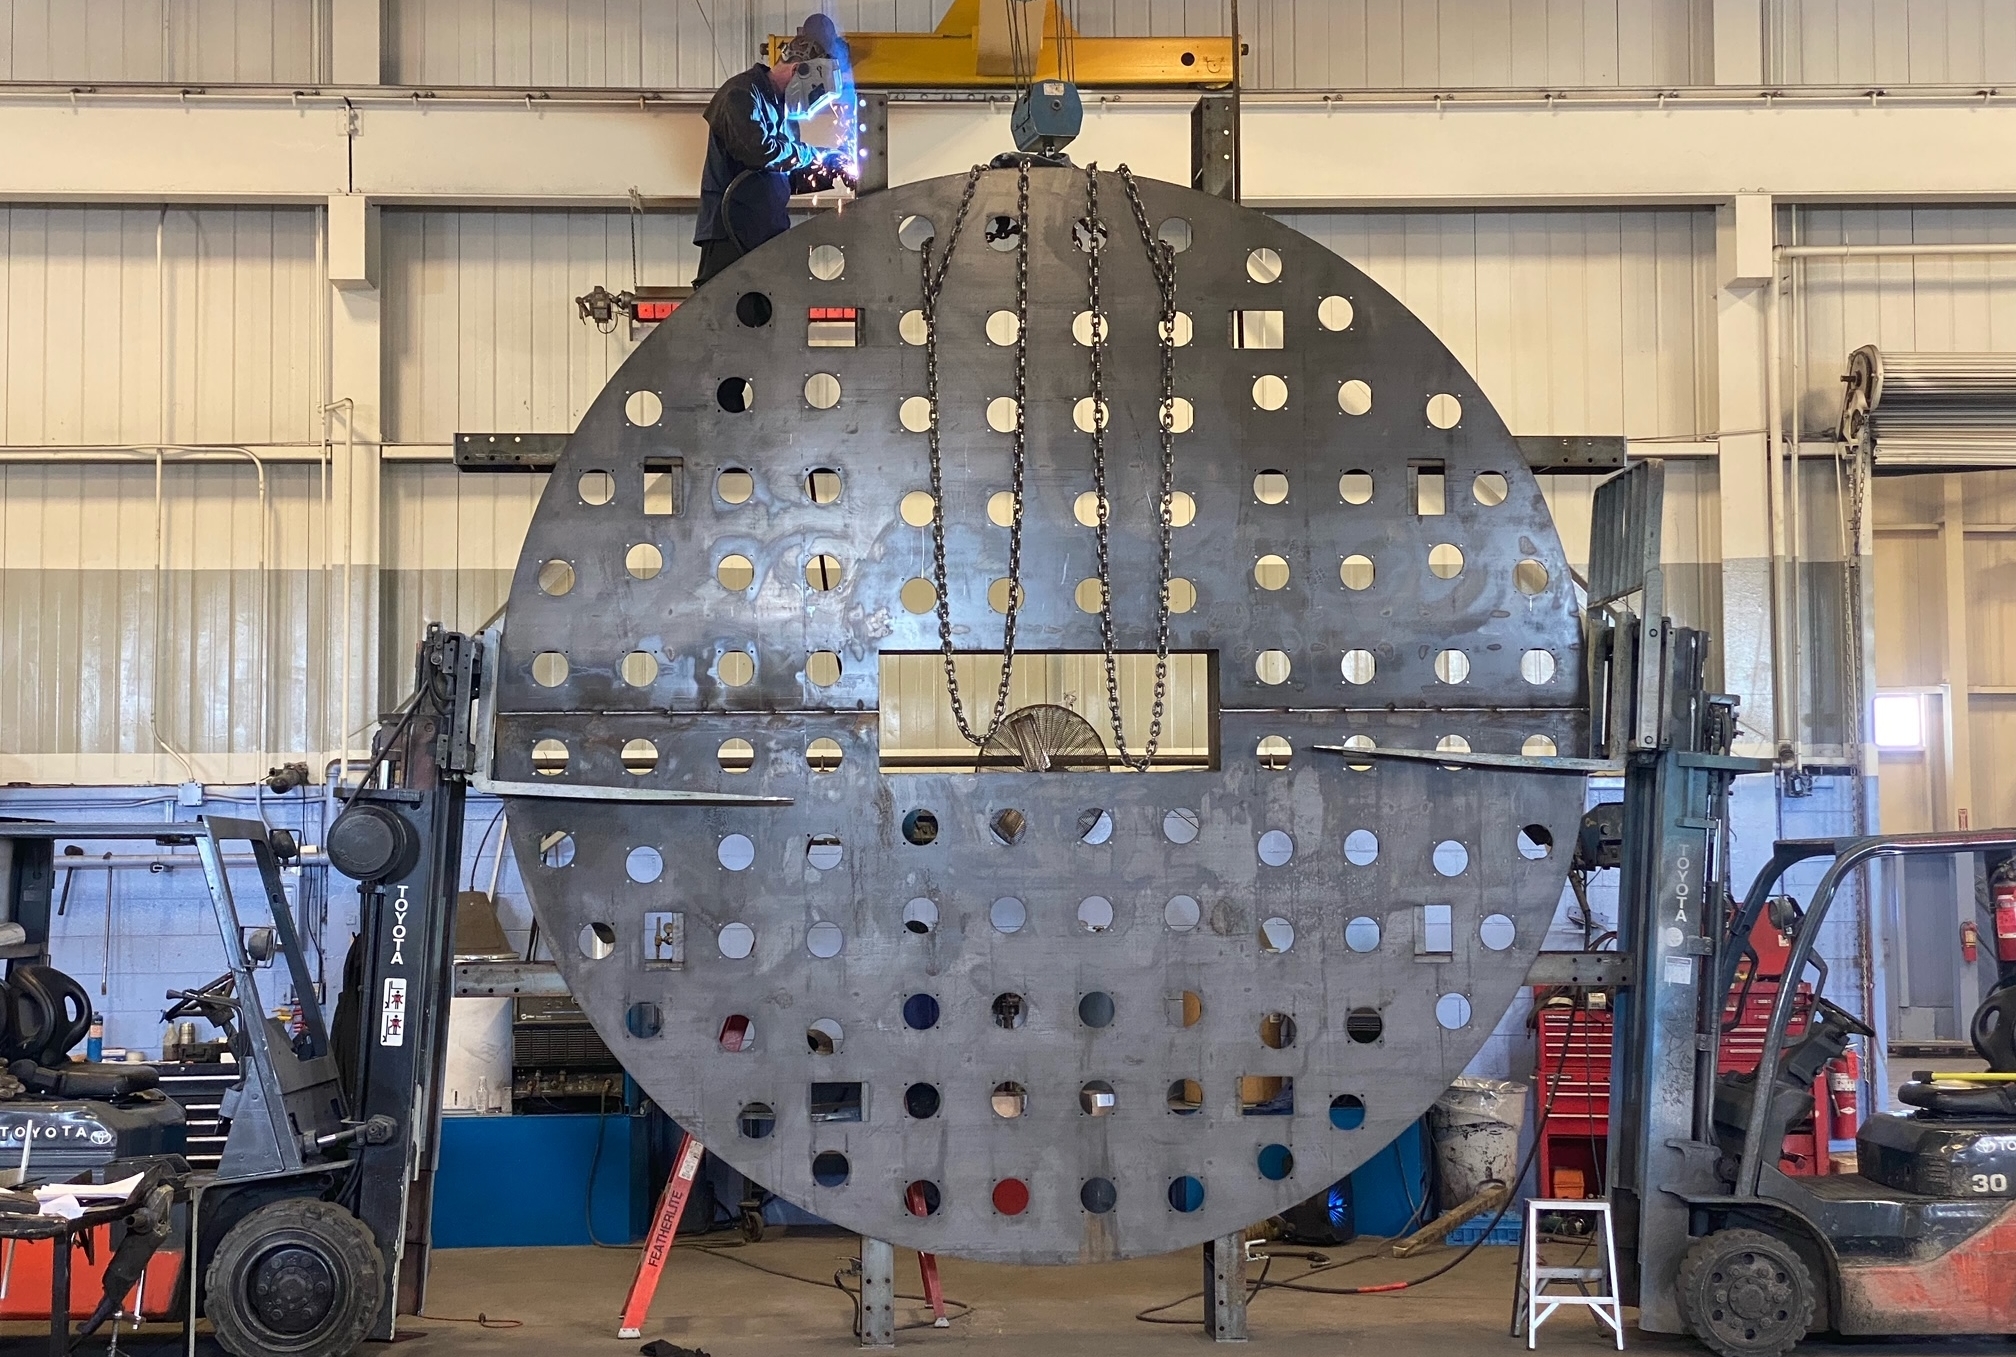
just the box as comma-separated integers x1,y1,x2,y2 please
1993,866,2016,964
1963,919,1982,965
1829,1045,1860,1143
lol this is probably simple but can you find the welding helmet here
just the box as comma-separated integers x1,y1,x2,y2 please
780,14,846,120
782,57,840,120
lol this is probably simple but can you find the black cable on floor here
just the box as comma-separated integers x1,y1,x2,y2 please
415,1312,525,1329
1135,1005,1583,1322
687,1242,972,1334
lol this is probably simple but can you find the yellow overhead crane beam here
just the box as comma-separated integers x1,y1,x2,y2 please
766,0,1235,90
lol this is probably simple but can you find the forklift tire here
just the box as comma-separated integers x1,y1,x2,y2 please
206,1198,384,1357
1677,1227,1816,1357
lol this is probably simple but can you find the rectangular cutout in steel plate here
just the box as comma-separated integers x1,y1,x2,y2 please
1239,1076,1294,1116
810,1081,863,1122
644,911,684,967
1229,310,1284,349
876,650,1217,773
1417,903,1453,957
643,458,683,516
1413,461,1446,517
808,306,860,347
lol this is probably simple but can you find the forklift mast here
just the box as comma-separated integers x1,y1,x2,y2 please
326,625,481,1341
1584,464,1774,1331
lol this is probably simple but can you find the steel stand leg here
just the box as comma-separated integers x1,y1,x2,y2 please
1202,1232,1247,1342
859,1237,895,1348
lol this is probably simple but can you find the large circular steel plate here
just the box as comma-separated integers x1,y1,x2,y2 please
496,166,1587,1263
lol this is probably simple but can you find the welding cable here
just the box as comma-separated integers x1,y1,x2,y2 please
1257,1005,1581,1299
1136,1004,1583,1321
465,802,508,891
581,1090,636,1249
414,1312,524,1329
681,1244,973,1334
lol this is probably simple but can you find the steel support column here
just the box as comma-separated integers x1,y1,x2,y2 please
1716,193,1778,762
1203,1233,1247,1341
326,200,385,777
859,1238,895,1348
1191,94,1238,201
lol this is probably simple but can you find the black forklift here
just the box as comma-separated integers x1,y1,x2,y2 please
1573,462,2016,1355
0,623,482,1356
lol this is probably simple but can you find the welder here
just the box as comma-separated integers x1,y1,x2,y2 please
693,15,857,286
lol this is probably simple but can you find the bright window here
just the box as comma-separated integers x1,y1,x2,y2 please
1873,693,1925,750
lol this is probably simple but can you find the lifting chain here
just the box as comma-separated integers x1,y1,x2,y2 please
919,163,1030,748
1084,163,1180,772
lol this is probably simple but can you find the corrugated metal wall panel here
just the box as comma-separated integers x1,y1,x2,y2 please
0,460,333,779
382,208,700,444
382,0,1702,90
388,0,942,88
378,464,546,698
21,0,2016,90
1280,209,1712,439
0,207,322,447
0,0,318,83
1247,0,1706,89
1770,0,2016,85
1792,208,2016,437
386,205,1712,447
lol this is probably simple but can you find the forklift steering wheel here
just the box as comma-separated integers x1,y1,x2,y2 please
1811,994,1875,1040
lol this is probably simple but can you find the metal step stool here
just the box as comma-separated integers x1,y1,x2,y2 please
1512,1198,1624,1350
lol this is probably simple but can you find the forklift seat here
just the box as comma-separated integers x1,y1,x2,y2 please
8,1058,160,1102
1896,1078,2016,1119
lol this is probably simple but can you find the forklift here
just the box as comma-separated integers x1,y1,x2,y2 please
0,623,481,1356
1579,462,2016,1355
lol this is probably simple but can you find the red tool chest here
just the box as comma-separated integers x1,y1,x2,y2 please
1534,915,1857,1198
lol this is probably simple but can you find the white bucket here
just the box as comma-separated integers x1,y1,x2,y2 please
1431,1076,1527,1210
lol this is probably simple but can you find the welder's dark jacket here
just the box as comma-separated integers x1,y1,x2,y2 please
694,64,821,248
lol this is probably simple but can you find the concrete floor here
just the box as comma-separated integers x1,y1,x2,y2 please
10,1229,2010,1356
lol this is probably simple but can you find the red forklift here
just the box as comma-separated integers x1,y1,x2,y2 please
1650,830,2016,1356
1569,460,2016,1356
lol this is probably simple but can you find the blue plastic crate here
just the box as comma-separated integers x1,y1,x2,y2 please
1445,1211,1524,1247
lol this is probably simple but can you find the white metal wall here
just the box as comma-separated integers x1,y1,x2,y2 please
1793,207,2016,436
1247,0,1708,89
1791,208,2016,827
0,0,319,83
385,0,1710,90
377,202,1721,672
10,0,2016,90
0,191,1727,778
1769,0,2016,84
385,0,1258,89
0,204,325,779
1281,210,1713,440
0,460,333,781
382,208,698,444
384,205,1713,446
0,206,322,447
378,463,546,698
